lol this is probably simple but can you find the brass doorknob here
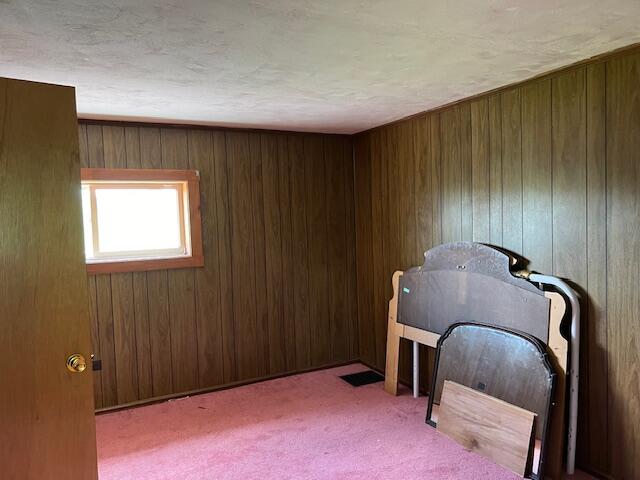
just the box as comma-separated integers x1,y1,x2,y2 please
66,354,87,373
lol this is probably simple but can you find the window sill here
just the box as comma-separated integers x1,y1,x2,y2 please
86,255,204,275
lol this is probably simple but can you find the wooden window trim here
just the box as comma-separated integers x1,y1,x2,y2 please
81,168,204,275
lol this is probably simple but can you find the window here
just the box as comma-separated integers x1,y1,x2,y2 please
81,168,204,274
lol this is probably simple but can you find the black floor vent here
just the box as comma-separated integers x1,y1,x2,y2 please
339,370,384,387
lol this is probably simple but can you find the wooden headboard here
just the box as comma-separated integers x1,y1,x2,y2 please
397,242,551,342
383,241,569,479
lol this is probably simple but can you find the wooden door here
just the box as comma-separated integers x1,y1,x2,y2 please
0,78,98,479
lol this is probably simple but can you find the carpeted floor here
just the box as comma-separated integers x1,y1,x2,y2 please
96,363,582,479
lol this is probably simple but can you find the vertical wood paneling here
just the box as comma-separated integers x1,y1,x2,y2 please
370,129,387,368
552,69,587,282
86,122,357,410
470,99,490,243
124,127,154,401
305,136,331,365
488,95,503,246
249,133,270,376
211,131,236,383
501,88,523,254
353,48,640,478
414,116,435,391
460,104,473,242
440,108,462,243
429,114,442,247
343,139,359,360
131,271,152,399
414,116,432,259
354,133,375,365
607,52,640,480
261,134,286,373
585,62,608,473
139,127,173,397
398,122,417,268
277,136,296,371
86,125,118,407
226,131,259,380
188,129,225,387
325,137,350,362
289,136,312,369
552,68,589,462
160,129,199,393
521,79,553,273
396,122,415,381
103,125,139,405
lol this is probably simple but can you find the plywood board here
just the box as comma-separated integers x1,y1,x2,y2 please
438,381,536,477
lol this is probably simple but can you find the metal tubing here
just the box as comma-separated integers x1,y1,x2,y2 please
413,341,419,398
528,273,580,475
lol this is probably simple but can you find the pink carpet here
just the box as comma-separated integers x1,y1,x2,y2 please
95,364,532,479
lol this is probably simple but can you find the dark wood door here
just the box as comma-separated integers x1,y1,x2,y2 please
0,78,98,479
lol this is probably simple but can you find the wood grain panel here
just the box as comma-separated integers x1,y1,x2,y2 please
396,122,416,381
488,95,503,247
398,121,417,268
261,134,286,373
343,139,359,360
413,116,435,390
139,128,173,397
226,131,259,380
460,104,473,242
0,77,97,480
188,129,225,387
325,136,350,362
501,88,523,255
440,107,462,243
289,135,312,369
585,62,608,473
470,99,490,243
606,52,640,480
123,126,154,400
354,133,375,365
86,125,118,407
414,116,432,259
353,46,640,478
85,121,357,411
103,125,139,404
438,381,535,477
521,79,553,273
305,136,331,365
552,68,589,462
370,129,387,368
211,131,236,383
160,129,199,392
249,133,270,375
277,135,296,371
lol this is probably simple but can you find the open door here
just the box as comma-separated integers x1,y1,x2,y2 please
0,78,98,479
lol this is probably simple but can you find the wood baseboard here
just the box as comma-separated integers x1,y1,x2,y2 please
95,359,360,414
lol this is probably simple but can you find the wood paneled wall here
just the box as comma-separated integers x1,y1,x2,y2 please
353,49,640,479
79,122,358,410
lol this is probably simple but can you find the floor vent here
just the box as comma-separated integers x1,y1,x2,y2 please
340,370,384,387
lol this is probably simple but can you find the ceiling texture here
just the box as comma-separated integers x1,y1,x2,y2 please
1,0,639,134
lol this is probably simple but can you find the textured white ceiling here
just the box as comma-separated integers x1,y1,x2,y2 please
1,1,639,134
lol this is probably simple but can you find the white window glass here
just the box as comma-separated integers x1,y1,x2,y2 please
81,181,190,263
81,186,94,259
94,188,182,254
